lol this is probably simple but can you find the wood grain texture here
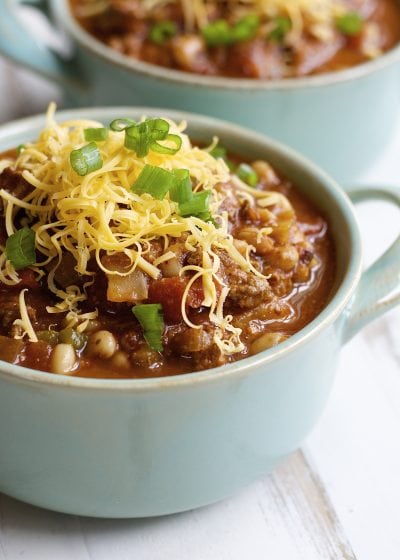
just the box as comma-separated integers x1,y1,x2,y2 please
0,451,356,560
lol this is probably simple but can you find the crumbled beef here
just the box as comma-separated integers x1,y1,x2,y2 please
0,293,36,335
0,168,33,213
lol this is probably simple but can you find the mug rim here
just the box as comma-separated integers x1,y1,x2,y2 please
0,106,362,391
54,0,400,91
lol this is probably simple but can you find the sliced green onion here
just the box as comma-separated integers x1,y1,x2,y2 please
6,227,36,270
336,12,363,36
84,127,109,142
169,169,193,204
268,16,292,42
70,142,103,176
197,211,219,227
210,144,227,159
139,118,170,140
16,144,26,154
232,14,260,42
109,118,136,131
124,125,149,158
237,163,258,187
150,133,182,155
132,164,176,200
132,303,164,352
179,191,211,217
149,20,177,44
124,118,182,158
202,19,232,47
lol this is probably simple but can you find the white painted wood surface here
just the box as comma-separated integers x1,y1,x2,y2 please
0,52,399,560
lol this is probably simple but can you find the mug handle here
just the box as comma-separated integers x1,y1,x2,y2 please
0,0,84,89
343,186,400,342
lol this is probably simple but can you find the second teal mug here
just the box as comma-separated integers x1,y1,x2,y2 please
1,0,400,183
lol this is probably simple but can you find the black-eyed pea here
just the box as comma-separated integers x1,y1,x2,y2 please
250,333,288,356
87,330,117,359
51,343,77,375
111,350,131,370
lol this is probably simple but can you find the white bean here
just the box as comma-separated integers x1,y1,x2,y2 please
111,351,130,370
250,333,288,356
87,330,117,359
51,343,77,375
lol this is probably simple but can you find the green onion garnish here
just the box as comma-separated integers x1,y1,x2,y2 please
109,118,137,132
336,12,363,36
124,118,182,158
151,133,182,155
268,16,292,42
84,128,109,142
237,163,259,187
132,164,176,200
70,143,103,176
132,303,164,352
179,191,211,217
149,20,177,44
210,144,227,159
202,19,232,46
16,144,26,154
6,227,36,270
169,169,193,204
232,14,260,42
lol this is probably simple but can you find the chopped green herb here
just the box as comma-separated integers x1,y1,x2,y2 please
336,12,363,36
6,227,36,270
132,164,176,200
84,128,109,142
149,20,177,44
232,14,260,42
70,142,103,176
268,16,292,42
179,190,211,217
132,303,164,352
237,163,259,187
169,169,193,204
202,19,232,46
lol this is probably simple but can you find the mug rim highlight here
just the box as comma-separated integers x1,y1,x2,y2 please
54,0,400,91
0,106,362,391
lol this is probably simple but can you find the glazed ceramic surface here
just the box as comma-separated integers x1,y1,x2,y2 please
0,108,399,518
1,0,400,182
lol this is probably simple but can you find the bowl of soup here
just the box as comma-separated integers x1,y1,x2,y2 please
0,106,399,517
0,1,400,181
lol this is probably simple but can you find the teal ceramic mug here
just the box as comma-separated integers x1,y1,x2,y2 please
1,0,400,183
0,107,399,518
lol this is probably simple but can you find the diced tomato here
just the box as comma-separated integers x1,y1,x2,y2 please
25,341,53,372
148,277,205,323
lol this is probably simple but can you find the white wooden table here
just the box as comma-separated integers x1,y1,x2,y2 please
0,56,399,560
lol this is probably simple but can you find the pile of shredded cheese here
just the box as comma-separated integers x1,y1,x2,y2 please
0,104,291,355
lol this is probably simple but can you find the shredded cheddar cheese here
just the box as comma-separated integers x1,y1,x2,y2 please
0,104,293,354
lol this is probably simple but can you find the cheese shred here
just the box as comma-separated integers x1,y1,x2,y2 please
0,104,295,354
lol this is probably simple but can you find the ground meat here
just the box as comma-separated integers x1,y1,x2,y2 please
0,168,33,213
191,343,227,371
218,250,274,309
0,293,36,335
227,40,287,79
